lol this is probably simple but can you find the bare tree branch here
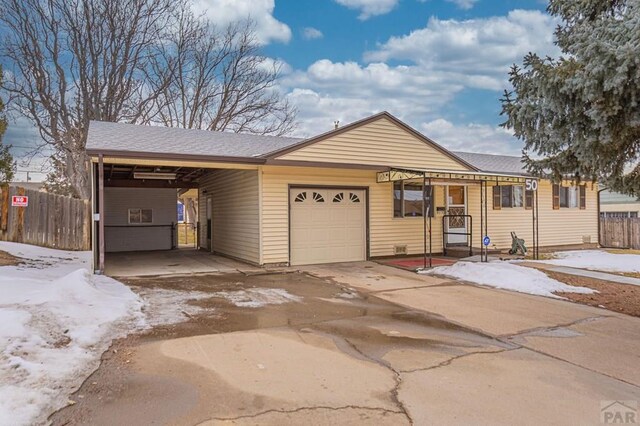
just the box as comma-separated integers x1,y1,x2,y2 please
0,0,296,198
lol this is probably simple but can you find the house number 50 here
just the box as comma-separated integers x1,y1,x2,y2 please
525,179,538,191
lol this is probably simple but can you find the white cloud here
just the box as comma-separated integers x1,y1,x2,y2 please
446,0,479,10
333,0,399,20
280,9,558,147
364,10,560,90
420,119,522,155
301,27,323,40
281,59,464,136
192,0,291,44
281,56,526,154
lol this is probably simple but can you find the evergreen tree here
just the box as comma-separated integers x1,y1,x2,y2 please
502,0,639,195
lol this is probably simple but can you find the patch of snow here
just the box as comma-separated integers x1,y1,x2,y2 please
537,250,640,273
211,288,302,308
421,261,596,298
0,242,143,426
131,287,214,327
0,242,305,424
337,291,359,299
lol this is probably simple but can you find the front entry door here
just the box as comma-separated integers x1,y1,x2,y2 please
446,186,467,245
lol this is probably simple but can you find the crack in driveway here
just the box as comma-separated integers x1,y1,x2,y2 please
340,336,415,425
202,404,406,422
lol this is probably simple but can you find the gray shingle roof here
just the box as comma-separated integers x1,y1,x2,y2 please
451,151,528,175
86,121,529,176
86,121,303,158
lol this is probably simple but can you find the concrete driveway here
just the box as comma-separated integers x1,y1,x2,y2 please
52,262,640,425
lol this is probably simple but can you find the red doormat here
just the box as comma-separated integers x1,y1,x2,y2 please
382,257,457,269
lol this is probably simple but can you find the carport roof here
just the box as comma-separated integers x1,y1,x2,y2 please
86,121,304,159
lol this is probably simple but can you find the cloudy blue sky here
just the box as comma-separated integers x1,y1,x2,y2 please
6,0,560,180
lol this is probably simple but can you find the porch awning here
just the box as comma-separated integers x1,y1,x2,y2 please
376,167,537,184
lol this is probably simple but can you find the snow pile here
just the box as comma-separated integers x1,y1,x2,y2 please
132,287,214,326
421,261,596,298
0,242,143,426
538,250,640,273
211,288,302,308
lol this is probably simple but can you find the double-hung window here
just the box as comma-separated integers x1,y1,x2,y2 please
493,185,530,209
393,181,434,218
553,184,586,209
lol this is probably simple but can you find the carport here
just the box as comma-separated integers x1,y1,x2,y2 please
85,120,294,275
376,167,541,268
92,158,208,274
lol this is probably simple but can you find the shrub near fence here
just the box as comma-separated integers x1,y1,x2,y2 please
0,185,91,251
599,217,640,250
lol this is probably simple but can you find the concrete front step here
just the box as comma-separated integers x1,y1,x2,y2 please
444,245,501,258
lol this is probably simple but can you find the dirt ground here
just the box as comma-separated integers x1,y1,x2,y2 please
0,249,19,266
549,270,640,317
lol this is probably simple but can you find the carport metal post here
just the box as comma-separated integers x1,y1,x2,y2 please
98,154,105,274
422,174,433,269
423,174,427,269
484,179,488,262
429,177,432,268
530,179,539,260
480,180,484,262
534,188,536,260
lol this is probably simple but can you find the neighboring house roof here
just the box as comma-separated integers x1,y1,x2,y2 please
600,189,640,204
452,151,528,176
86,121,304,159
9,182,46,191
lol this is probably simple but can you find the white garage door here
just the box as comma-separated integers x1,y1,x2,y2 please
290,188,366,265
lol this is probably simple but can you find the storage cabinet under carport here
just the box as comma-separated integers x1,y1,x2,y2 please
104,187,177,252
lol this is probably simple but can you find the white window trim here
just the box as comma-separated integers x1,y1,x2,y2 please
128,208,153,224
559,185,580,209
499,185,525,209
393,181,433,219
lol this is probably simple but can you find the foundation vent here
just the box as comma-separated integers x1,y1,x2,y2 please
582,235,592,244
394,245,408,255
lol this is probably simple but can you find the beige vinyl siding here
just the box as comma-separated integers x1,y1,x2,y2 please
467,181,598,249
260,166,444,264
198,169,260,264
275,117,471,171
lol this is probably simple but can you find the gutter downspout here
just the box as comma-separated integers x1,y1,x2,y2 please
597,187,606,247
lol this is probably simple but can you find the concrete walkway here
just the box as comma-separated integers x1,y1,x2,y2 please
521,261,640,286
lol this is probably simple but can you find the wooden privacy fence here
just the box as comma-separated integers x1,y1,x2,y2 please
0,185,91,251
599,217,640,250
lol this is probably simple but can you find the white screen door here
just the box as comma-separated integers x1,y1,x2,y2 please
446,186,467,244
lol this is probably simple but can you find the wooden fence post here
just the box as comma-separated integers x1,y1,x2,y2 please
0,185,7,232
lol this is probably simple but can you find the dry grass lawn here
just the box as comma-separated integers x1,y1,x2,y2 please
605,248,640,255
0,250,20,267
550,271,640,318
